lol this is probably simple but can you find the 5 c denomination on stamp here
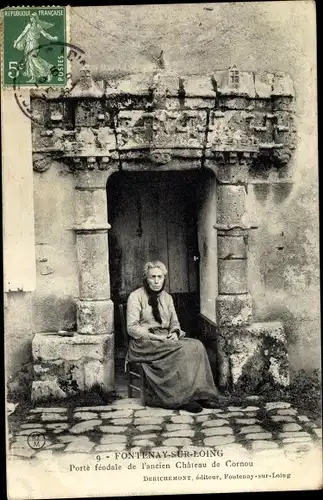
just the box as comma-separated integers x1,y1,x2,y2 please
3,6,67,87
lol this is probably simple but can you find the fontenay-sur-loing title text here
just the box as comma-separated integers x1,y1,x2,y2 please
68,449,292,482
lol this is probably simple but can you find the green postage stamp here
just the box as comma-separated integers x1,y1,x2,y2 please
3,6,66,87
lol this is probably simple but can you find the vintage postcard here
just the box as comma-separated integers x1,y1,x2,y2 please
2,2,322,499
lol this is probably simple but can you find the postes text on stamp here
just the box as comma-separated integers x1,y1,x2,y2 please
3,6,66,87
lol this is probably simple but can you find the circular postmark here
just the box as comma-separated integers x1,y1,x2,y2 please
13,41,87,126
27,431,46,450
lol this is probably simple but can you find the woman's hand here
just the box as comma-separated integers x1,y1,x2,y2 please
149,333,166,342
166,332,179,341
13,40,17,48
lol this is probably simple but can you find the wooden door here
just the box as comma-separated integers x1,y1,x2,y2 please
108,171,200,346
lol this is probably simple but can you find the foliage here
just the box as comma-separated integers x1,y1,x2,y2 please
288,369,322,422
7,361,33,406
218,368,322,423
7,361,121,413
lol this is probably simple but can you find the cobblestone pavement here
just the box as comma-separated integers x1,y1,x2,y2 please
7,396,322,460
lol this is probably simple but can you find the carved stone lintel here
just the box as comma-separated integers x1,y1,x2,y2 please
33,153,51,172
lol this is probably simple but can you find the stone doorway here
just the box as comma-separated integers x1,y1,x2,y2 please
30,68,295,402
107,169,218,387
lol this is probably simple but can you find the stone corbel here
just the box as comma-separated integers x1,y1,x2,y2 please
205,150,257,184
271,146,295,167
33,153,52,172
257,143,295,168
149,149,172,165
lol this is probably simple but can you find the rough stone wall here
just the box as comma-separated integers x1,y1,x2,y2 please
32,161,78,333
5,292,33,378
247,172,320,374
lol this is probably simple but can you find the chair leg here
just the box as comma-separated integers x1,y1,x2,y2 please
128,369,133,398
140,365,146,405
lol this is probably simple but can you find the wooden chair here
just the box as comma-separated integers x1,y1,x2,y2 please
119,303,146,403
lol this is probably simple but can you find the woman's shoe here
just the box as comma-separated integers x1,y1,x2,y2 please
179,402,203,413
196,399,219,409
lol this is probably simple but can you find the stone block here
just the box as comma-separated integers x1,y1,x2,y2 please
277,409,297,416
202,419,229,427
183,75,216,98
164,429,195,438
204,436,235,446
74,168,118,190
271,416,295,423
138,425,162,433
163,438,192,446
76,233,110,300
217,185,247,225
278,431,310,439
218,236,247,259
75,189,108,227
272,73,295,97
202,427,234,436
209,163,249,184
218,259,248,294
244,432,272,440
100,435,128,444
84,358,114,392
70,420,102,434
216,293,253,326
217,96,253,109
266,401,291,411
77,299,114,335
228,332,263,388
215,321,289,393
184,98,215,109
31,380,67,403
110,418,132,425
254,73,275,99
100,426,127,434
33,333,114,362
31,333,114,403
239,425,265,434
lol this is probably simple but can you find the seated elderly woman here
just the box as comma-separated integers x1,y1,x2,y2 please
126,260,219,413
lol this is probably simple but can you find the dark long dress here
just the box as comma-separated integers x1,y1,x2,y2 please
126,287,218,408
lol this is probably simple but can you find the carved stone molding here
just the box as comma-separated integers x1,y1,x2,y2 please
209,150,258,165
31,68,296,176
61,156,117,172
